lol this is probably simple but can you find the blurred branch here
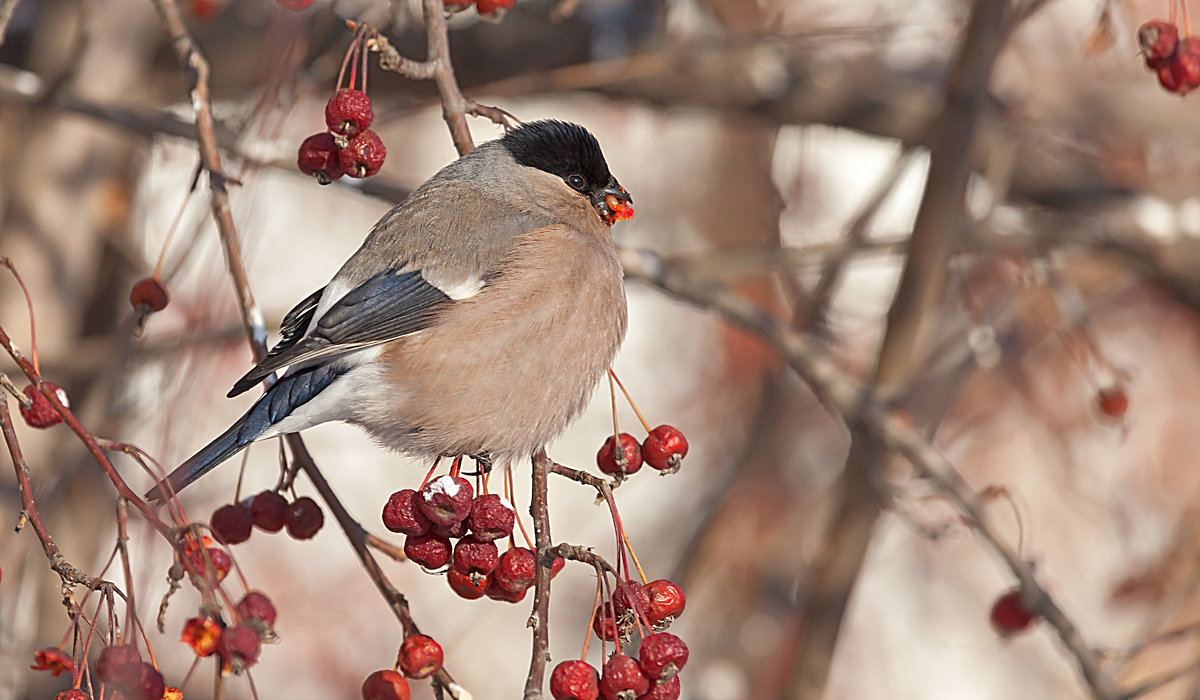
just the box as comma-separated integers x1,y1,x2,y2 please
617,245,1119,699
0,0,19,48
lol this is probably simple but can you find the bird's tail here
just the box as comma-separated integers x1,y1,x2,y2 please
145,363,348,503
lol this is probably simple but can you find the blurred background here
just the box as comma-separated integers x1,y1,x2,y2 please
4,0,1200,698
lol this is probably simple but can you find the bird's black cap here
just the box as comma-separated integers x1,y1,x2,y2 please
501,120,613,193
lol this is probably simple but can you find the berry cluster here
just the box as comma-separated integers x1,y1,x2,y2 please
180,589,276,678
444,0,516,21
597,425,688,479
209,490,325,545
1139,17,1200,93
551,629,689,700
361,634,447,699
383,474,561,602
298,32,386,185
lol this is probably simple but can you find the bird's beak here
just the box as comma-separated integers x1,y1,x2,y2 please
595,180,634,226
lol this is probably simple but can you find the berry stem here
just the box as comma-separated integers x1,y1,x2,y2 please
1172,0,1179,25
507,466,535,549
154,163,202,280
1,259,40,375
619,527,648,585
1184,0,1193,36
608,368,653,434
608,370,621,440
419,457,441,490
582,575,602,660
450,454,462,478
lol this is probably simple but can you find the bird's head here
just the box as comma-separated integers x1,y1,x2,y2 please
501,120,634,226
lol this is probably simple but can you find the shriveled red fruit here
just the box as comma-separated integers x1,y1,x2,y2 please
96,644,142,688
431,517,468,539
237,590,277,626
467,493,515,542
130,277,169,313
181,616,222,657
19,383,66,428
397,634,443,679
447,569,488,599
475,0,516,19
1139,19,1179,68
30,647,73,677
989,588,1039,637
641,425,688,473
217,624,261,671
276,0,315,9
383,488,431,536
452,535,499,576
485,575,529,602
54,691,90,700
361,669,411,700
645,579,686,626
183,545,231,584
592,604,619,642
297,132,344,185
597,433,642,476
641,675,681,700
210,503,253,545
550,659,600,700
134,662,165,700
1158,37,1200,94
493,546,537,592
612,580,649,618
404,533,452,569
599,654,650,700
339,130,387,178
250,490,288,532
1097,386,1129,419
325,89,374,137
285,496,324,539
638,632,688,682
419,475,474,526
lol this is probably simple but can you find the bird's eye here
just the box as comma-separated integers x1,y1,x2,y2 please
567,174,586,190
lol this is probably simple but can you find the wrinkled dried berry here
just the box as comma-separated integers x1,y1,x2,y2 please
339,130,387,178
404,533,452,570
550,659,600,700
638,632,688,682
419,475,474,526
19,383,66,429
383,488,431,536
452,535,499,576
467,493,515,542
325,89,374,137
361,669,411,700
397,634,443,679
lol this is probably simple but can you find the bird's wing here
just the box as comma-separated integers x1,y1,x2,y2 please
227,269,450,397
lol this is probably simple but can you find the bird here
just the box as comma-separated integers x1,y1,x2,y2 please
146,120,633,502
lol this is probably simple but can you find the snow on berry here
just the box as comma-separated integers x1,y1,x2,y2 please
383,488,431,536
397,634,443,679
419,475,474,526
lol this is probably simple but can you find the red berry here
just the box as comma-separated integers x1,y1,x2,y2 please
597,433,643,476
550,660,600,700
130,277,169,313
181,617,222,657
96,644,142,689
236,590,277,626
493,546,537,592
19,383,66,428
250,491,288,532
612,580,649,619
475,0,516,18
452,535,500,576
297,132,344,185
182,546,231,583
989,588,1039,637
397,634,443,679
641,675,681,700
1097,386,1129,419
284,496,324,539
339,130,387,178
468,493,515,542
599,654,650,700
325,89,374,137
383,488,432,536
134,662,165,700
419,475,474,526
217,624,261,671
1139,19,1179,68
30,647,73,677
362,669,411,700
431,517,469,538
404,533,452,569
447,569,488,599
210,503,253,545
551,557,565,577
592,604,619,642
645,579,686,626
485,575,529,602
276,0,315,10
1158,37,1200,94
444,0,474,12
642,425,688,472
637,632,688,682
55,691,91,700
